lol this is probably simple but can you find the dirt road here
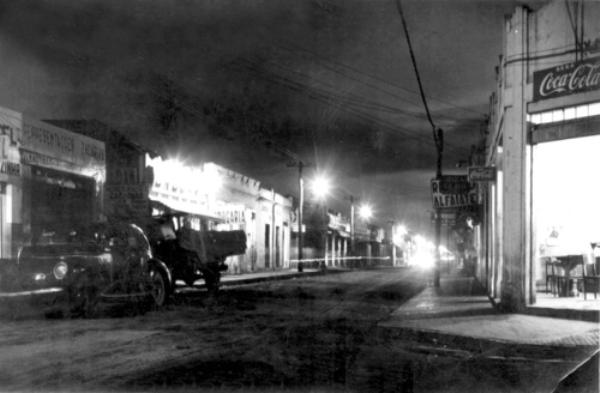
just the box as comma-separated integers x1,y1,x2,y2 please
0,268,590,392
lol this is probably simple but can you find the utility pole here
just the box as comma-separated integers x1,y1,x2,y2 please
396,0,444,287
297,161,304,269
288,159,311,271
350,196,356,255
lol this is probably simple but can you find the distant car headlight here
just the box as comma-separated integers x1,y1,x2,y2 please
53,262,68,280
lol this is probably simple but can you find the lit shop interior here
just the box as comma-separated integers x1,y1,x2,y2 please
532,131,600,300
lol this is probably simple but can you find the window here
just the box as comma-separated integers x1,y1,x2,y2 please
528,101,600,125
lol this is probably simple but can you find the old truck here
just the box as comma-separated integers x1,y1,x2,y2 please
143,213,247,295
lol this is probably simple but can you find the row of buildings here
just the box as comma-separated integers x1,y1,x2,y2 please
0,112,394,274
469,0,600,311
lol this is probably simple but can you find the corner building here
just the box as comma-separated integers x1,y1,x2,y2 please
482,0,600,310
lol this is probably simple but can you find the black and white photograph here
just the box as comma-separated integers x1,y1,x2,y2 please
0,0,598,392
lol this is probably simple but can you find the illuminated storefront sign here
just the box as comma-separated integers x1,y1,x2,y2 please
533,56,600,101
431,175,478,209
147,155,221,217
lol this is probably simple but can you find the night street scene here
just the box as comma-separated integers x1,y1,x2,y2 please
0,0,599,392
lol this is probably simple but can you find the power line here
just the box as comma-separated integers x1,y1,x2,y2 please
231,56,464,154
395,0,442,157
277,42,486,117
253,54,461,126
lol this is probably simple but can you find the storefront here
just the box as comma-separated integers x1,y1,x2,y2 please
0,106,106,255
531,125,600,292
46,119,154,222
481,1,600,310
21,117,105,246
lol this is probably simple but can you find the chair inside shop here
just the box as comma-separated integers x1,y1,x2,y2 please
579,256,600,300
543,257,559,294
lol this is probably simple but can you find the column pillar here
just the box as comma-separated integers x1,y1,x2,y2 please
500,6,530,311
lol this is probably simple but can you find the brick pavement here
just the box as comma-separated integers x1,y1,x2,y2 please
379,274,600,348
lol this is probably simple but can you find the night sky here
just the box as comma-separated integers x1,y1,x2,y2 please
0,0,538,236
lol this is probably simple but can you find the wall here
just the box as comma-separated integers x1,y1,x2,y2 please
256,188,292,271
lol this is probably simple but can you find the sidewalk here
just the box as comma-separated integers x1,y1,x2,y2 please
379,273,600,350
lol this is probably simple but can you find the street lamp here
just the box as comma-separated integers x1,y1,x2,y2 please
310,174,331,200
358,203,373,220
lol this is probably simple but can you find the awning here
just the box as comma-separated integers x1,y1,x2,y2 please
149,200,224,222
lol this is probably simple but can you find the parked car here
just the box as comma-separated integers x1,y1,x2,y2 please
0,222,171,318
144,213,247,293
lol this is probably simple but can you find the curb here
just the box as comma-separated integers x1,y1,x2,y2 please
377,323,598,361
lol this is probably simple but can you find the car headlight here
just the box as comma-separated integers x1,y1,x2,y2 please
53,262,68,280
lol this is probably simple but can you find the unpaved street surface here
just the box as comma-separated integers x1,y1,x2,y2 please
0,268,592,393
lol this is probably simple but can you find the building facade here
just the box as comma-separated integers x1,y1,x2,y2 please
146,155,293,274
46,119,153,222
0,107,106,257
481,1,600,310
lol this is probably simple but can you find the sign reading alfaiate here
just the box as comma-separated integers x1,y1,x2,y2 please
431,175,478,209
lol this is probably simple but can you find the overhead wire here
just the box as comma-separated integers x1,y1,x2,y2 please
395,0,443,163
253,54,460,125
277,41,486,117
231,56,464,154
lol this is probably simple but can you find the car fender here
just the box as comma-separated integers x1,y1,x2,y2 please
147,258,173,289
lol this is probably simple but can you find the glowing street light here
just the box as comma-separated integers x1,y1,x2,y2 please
393,224,407,246
310,174,331,200
358,204,372,220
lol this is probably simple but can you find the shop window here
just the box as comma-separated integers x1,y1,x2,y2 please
532,135,600,285
589,102,600,116
563,107,576,120
551,110,564,122
541,112,553,123
575,104,588,118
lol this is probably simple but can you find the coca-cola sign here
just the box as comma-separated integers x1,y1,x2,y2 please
533,56,600,101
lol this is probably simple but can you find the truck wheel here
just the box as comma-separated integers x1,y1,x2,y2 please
148,267,169,307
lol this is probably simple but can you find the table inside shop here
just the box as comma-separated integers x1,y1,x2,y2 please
554,255,583,297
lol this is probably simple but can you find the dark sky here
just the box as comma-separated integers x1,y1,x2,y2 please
0,0,535,236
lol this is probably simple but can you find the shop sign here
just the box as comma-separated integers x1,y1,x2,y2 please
431,175,478,209
106,184,148,201
105,184,150,218
533,56,600,101
21,118,105,172
328,213,350,233
0,160,20,176
216,205,246,224
430,211,457,227
468,166,496,182
21,150,69,170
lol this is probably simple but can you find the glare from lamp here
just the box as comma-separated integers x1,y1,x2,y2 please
359,204,372,220
311,175,331,200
